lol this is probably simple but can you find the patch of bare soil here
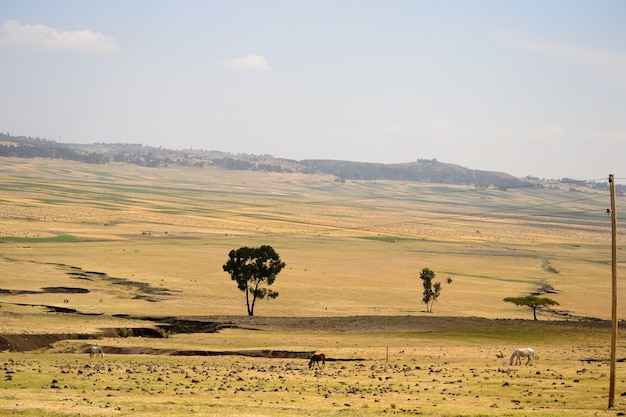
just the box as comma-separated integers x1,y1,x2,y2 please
0,315,611,354
0,333,94,352
0,286,88,295
1,301,103,315
98,346,317,359
0,258,177,302
58,263,177,301
177,314,610,333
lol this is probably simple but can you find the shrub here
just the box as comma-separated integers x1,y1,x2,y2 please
117,327,134,338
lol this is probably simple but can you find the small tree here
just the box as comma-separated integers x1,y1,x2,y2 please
420,267,452,313
223,245,285,316
503,295,559,320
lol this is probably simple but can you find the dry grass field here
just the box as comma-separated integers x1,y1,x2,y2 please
0,157,625,416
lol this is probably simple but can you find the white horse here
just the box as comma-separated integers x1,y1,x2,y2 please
89,345,105,359
509,347,533,365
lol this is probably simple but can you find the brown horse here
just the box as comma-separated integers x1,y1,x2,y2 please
309,353,326,369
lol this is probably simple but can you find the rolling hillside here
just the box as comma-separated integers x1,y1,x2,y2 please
0,155,622,323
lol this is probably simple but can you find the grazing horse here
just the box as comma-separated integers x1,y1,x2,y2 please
510,347,533,365
309,353,326,369
89,345,105,359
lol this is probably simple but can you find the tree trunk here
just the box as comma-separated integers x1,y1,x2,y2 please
532,306,537,321
245,285,254,316
247,292,255,316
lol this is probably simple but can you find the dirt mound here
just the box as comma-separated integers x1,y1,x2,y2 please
1,315,610,353
0,334,92,352
179,314,609,333
155,318,235,334
99,346,316,359
0,286,90,295
42,286,90,293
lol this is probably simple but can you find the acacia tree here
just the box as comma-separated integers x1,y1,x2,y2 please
420,267,452,313
223,245,285,316
503,295,559,320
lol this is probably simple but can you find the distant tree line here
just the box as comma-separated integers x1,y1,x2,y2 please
210,157,294,173
1,133,623,192
0,134,183,167
298,159,531,188
0,135,107,164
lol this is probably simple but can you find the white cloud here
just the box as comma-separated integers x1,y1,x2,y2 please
527,123,568,140
523,124,625,146
574,128,626,144
0,20,119,54
419,120,456,131
222,54,271,71
376,120,455,135
501,37,626,90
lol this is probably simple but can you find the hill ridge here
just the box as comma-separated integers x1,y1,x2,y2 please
0,133,612,191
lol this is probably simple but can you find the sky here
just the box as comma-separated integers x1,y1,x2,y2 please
1,1,625,182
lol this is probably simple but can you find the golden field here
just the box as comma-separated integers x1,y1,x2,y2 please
0,157,625,416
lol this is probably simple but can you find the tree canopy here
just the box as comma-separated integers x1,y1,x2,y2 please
223,245,285,316
503,295,560,320
420,267,452,313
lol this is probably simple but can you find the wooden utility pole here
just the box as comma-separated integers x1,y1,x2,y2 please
609,174,618,409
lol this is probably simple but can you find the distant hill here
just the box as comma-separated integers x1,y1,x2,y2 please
297,159,524,188
0,133,616,192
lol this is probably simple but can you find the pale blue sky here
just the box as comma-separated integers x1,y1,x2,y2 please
1,1,625,181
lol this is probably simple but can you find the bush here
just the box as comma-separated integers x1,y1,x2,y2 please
156,327,170,338
117,327,134,338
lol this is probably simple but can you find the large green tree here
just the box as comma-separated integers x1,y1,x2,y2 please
223,245,285,316
503,295,560,320
420,267,452,313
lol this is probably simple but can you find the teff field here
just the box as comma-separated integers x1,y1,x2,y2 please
0,157,625,416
